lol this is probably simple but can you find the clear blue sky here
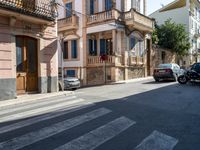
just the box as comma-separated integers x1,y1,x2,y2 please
147,0,174,15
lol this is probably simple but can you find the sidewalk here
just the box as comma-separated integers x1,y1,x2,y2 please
115,76,153,84
0,91,74,108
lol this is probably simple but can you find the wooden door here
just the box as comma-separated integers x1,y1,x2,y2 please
16,37,26,94
26,38,38,92
147,39,151,76
16,36,38,94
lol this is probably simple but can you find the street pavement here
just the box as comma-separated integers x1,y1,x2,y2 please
0,78,200,150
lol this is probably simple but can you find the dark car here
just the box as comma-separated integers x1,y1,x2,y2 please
191,62,200,73
153,63,181,82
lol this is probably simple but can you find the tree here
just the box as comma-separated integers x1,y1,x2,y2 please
153,19,190,56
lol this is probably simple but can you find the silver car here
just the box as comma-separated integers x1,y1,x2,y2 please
59,77,80,90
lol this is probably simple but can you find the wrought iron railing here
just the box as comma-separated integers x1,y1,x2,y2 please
0,0,55,21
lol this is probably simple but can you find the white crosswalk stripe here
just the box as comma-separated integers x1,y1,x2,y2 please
135,130,178,150
0,98,87,123
0,95,178,150
0,103,94,134
0,96,77,116
55,116,135,150
0,108,111,150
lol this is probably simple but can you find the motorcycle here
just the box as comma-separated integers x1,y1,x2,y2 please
178,69,200,84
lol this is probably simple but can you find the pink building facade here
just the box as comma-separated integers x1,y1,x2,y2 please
0,0,58,100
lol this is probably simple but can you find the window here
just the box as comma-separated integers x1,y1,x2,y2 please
63,41,68,59
100,39,113,55
100,39,106,55
90,0,95,15
105,0,112,11
130,37,136,50
71,40,78,59
89,39,97,55
66,70,76,77
16,37,24,72
129,33,144,56
66,2,72,17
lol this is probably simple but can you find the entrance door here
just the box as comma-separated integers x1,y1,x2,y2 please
16,36,38,94
147,39,151,76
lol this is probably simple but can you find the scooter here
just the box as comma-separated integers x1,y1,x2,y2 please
178,69,200,84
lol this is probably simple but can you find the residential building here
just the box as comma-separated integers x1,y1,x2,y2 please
0,0,58,100
150,0,200,67
58,0,154,86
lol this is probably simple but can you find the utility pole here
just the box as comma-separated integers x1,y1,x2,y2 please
59,37,64,91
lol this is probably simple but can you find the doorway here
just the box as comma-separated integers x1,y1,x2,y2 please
16,36,38,94
147,39,151,76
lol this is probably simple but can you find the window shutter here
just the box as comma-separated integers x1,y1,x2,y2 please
105,0,112,11
89,39,93,55
100,39,106,55
66,3,72,17
63,42,68,59
94,39,97,55
71,40,77,58
90,0,94,14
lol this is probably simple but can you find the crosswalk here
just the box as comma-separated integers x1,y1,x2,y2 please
0,94,179,150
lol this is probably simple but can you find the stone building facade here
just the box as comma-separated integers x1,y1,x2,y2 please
0,0,58,100
58,0,154,86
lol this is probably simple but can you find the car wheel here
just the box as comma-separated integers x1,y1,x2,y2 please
154,78,159,82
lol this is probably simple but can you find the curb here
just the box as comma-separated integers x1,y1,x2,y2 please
0,91,74,108
116,77,153,84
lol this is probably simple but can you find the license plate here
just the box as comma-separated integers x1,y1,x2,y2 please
159,70,165,73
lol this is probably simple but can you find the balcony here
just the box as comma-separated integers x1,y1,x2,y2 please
87,55,124,66
58,15,79,32
0,0,55,21
123,8,154,32
129,56,144,66
87,9,121,26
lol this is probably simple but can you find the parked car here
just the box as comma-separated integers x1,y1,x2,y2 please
59,77,80,90
153,63,181,82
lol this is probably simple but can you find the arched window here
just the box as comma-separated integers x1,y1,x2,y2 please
129,31,144,57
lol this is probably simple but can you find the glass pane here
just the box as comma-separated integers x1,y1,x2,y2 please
16,37,24,72
67,70,75,77
27,38,37,73
66,2,72,17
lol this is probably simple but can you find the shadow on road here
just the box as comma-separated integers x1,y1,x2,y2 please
0,83,199,150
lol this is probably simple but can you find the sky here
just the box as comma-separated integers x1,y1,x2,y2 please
147,0,174,15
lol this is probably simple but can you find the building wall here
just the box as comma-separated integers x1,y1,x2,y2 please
151,46,176,70
0,15,58,100
58,0,84,78
149,0,199,66
150,4,189,32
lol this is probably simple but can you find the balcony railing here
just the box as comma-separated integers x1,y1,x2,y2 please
123,9,154,29
87,9,121,25
87,55,115,65
58,15,79,32
0,0,55,21
129,56,144,65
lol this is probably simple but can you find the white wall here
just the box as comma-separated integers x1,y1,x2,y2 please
150,6,189,32
58,0,83,68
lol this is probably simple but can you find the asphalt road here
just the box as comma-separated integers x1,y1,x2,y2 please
0,78,199,150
